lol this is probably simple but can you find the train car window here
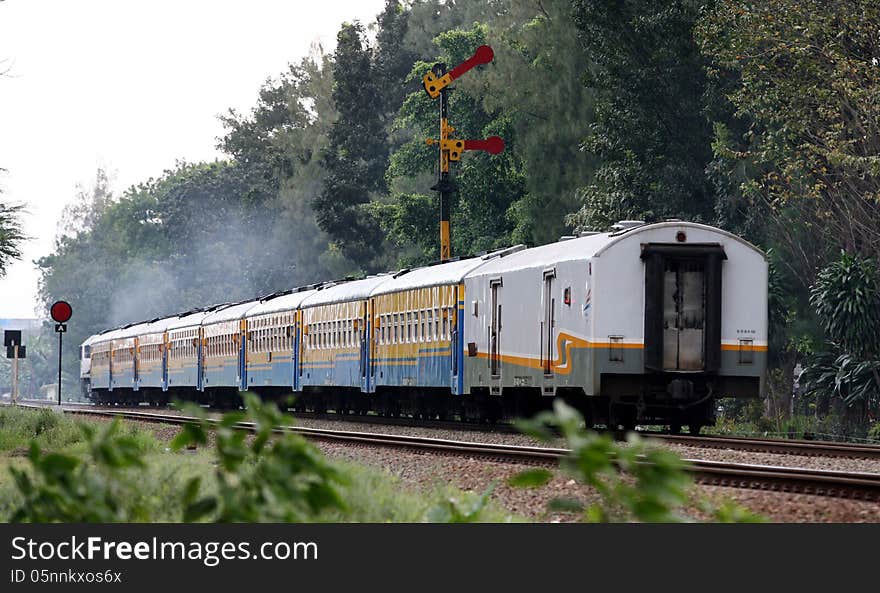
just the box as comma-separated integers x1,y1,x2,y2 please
406,312,412,343
392,314,398,344
434,308,440,339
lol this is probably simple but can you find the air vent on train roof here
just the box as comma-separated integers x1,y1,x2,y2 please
482,244,526,260
558,235,576,241
611,220,645,231
579,230,600,237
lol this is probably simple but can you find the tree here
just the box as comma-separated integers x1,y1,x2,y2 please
315,22,391,272
476,0,598,245
697,0,880,282
566,0,717,232
0,201,24,277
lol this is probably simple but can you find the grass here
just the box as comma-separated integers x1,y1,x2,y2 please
0,406,520,523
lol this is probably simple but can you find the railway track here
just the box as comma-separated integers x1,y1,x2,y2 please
13,402,880,502
11,399,880,458
648,433,880,460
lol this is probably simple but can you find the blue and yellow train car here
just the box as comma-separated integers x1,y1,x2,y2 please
201,301,258,396
299,277,391,393
244,288,317,393
88,330,117,394
109,323,147,393
369,258,496,395
166,310,211,392
135,318,172,396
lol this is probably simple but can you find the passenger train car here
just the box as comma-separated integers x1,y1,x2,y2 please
79,221,768,432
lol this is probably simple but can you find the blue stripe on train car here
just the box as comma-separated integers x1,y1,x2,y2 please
167,364,200,388
92,369,111,390
373,347,453,388
246,359,295,389
300,354,362,388
138,367,164,389
111,367,135,391
202,359,239,388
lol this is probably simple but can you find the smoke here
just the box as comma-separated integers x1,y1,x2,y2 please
104,193,330,329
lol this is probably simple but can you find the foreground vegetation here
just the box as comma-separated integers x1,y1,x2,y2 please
0,403,514,523
0,399,760,523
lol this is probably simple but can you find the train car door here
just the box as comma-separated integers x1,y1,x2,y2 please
489,279,502,393
663,259,706,371
133,339,140,391
541,269,556,375
161,336,169,392
238,320,248,391
642,244,723,374
196,331,204,392
451,286,460,392
360,301,370,392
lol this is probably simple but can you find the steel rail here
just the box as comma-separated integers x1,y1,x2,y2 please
647,432,880,460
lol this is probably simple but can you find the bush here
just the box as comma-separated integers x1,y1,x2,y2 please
512,401,764,523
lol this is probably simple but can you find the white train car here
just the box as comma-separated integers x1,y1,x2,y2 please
463,221,767,431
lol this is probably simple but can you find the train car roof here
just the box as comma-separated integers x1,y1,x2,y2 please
467,222,764,277
465,233,613,277
369,253,511,296
300,275,392,307
90,328,125,344
166,309,214,331
116,321,155,339
201,300,261,325
81,333,101,347
246,288,319,317
140,316,177,335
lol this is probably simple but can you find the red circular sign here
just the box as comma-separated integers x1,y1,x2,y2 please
50,300,73,323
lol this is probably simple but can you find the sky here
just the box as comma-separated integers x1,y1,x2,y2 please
0,0,384,319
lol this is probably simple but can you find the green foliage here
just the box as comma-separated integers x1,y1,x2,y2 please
868,422,880,444
171,393,347,522
425,486,495,523
698,0,880,272
9,419,155,522
810,252,880,357
801,252,880,418
515,401,763,522
0,407,88,452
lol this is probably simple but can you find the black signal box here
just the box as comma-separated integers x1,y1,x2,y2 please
6,345,25,359
4,330,21,347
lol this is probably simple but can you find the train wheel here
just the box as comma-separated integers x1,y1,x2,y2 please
669,423,682,435
689,423,703,435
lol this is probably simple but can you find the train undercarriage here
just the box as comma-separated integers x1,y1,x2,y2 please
86,378,752,434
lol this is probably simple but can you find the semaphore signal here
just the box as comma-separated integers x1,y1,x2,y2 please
422,44,505,262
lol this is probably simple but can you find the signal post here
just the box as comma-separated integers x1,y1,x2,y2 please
423,45,505,261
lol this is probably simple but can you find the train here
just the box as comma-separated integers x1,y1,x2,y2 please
80,220,768,432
